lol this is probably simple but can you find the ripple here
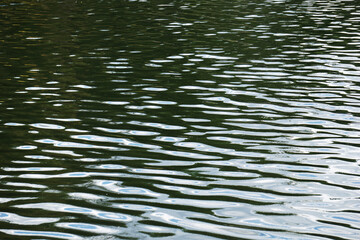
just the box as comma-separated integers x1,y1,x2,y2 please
14,203,133,223
56,222,119,234
93,180,162,198
35,138,118,150
71,135,160,149
128,121,186,130
102,101,129,105
46,118,81,122
149,149,222,160
30,123,65,130
95,127,159,136
15,145,37,150
2,0,360,239
4,167,64,172
4,122,25,126
0,212,58,225
0,229,81,240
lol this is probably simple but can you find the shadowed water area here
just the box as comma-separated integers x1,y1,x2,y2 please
1,0,360,239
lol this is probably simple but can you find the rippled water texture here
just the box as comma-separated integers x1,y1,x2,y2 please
1,0,360,239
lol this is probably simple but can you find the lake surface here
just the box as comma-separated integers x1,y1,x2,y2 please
1,0,360,239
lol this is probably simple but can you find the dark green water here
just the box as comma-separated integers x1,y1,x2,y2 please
1,0,360,239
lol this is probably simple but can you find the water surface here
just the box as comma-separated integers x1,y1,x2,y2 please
1,0,360,239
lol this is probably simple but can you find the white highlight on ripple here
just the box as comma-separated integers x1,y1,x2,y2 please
93,180,161,198
164,198,242,209
154,136,187,142
25,87,60,91
5,182,47,189
149,149,222,159
30,123,65,130
56,222,119,234
0,229,81,240
71,84,94,89
35,138,118,150
3,167,64,172
128,120,186,130
24,155,53,160
68,192,104,200
0,197,36,204
17,172,91,179
148,211,260,239
46,118,81,122
195,54,238,60
142,87,168,91
42,150,82,157
95,127,159,136
0,212,58,225
13,202,133,223
71,134,160,149
4,122,25,126
15,145,37,150
102,101,129,105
